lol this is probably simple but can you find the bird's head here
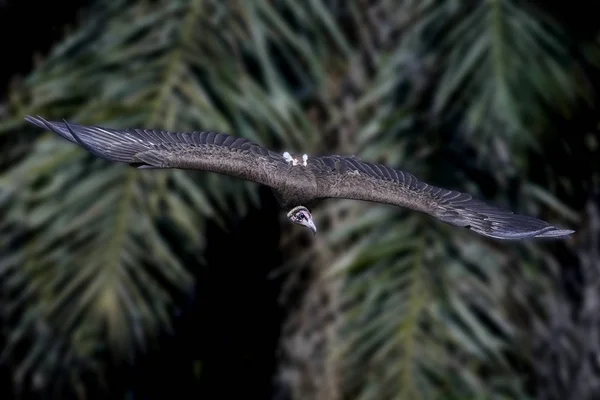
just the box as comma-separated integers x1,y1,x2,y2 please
287,206,317,235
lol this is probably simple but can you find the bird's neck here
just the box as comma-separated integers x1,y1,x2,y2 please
272,178,317,209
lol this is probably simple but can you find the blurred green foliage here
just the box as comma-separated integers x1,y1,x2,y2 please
0,0,597,399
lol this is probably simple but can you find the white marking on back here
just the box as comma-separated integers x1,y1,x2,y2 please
283,151,308,167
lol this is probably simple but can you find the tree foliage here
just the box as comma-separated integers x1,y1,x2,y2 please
0,0,597,399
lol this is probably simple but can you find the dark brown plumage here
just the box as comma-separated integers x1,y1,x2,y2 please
25,115,575,240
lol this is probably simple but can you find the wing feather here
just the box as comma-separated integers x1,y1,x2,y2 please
310,155,574,240
25,116,290,190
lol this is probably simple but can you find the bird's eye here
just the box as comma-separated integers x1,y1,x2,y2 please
298,213,306,220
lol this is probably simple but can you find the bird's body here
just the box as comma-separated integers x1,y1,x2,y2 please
25,115,575,240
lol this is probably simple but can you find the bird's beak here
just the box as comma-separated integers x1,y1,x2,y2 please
307,219,317,235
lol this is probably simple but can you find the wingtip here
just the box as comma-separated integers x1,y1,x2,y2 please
24,114,47,127
25,115,64,133
25,114,79,144
534,228,575,239
468,222,576,241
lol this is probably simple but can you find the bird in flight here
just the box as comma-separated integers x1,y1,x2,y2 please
25,115,574,240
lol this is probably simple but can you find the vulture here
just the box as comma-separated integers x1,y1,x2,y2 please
25,115,574,240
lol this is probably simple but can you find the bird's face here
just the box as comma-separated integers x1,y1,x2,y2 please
287,206,317,235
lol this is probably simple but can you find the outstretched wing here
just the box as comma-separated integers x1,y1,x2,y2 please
310,155,574,240
25,116,291,190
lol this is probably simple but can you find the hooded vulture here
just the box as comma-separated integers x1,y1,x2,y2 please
25,115,575,240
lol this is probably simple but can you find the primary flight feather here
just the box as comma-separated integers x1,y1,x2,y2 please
25,115,575,240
